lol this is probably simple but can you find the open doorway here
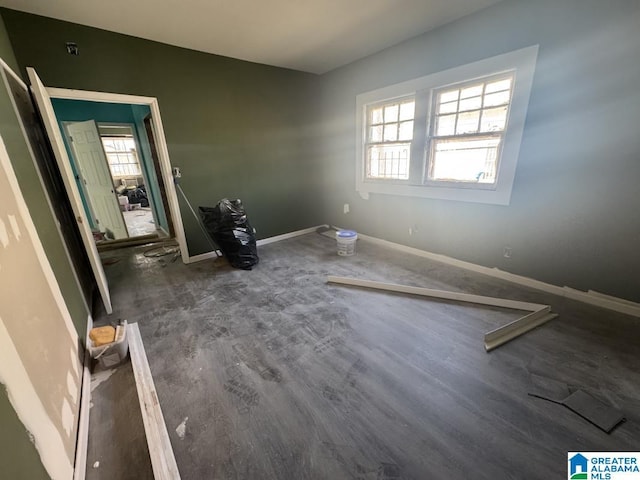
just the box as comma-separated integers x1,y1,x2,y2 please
28,66,190,314
55,99,171,246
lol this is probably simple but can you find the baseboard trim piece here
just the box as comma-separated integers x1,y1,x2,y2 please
564,287,640,317
187,225,328,263
72,349,91,480
484,310,558,352
187,250,220,263
348,230,640,317
587,290,640,308
256,225,326,246
128,323,181,480
327,276,546,311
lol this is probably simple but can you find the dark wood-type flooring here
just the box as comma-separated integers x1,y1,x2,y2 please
87,233,640,479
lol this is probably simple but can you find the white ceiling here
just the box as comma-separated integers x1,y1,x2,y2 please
0,0,503,74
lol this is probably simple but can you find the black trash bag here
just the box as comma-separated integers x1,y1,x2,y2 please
126,186,149,207
199,198,259,270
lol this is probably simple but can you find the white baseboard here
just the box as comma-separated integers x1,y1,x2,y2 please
256,225,325,246
73,314,94,480
187,225,327,264
350,230,640,318
187,250,220,263
587,290,640,308
563,287,640,317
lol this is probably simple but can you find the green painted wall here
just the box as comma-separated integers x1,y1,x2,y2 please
0,11,18,73
0,388,50,480
319,0,640,302
2,8,324,256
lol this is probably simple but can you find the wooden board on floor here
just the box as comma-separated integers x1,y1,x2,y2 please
327,275,556,351
128,322,181,480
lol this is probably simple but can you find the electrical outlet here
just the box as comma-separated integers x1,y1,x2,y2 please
343,203,350,214
409,224,418,236
503,247,512,259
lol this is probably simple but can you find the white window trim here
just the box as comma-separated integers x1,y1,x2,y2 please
355,45,538,205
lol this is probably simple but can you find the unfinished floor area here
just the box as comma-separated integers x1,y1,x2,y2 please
88,233,640,479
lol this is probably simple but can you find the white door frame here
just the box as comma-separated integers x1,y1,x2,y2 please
42,85,188,264
28,68,114,314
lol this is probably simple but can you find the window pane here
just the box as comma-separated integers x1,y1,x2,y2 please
460,84,483,99
456,111,480,134
399,101,415,121
438,101,458,114
436,114,456,136
429,137,501,183
383,124,398,141
370,107,384,124
480,106,508,132
384,104,399,122
102,135,142,177
369,125,383,142
367,144,410,180
484,90,510,107
439,89,459,103
398,121,413,141
459,96,482,112
486,78,512,94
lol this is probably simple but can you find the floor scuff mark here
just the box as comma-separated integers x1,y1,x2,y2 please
176,417,188,439
91,368,118,392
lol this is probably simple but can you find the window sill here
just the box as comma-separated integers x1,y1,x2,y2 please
356,180,513,205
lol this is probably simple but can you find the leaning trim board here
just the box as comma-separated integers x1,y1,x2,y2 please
128,323,181,480
327,276,556,352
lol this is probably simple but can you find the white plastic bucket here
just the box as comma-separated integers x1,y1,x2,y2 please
89,321,129,368
336,230,357,256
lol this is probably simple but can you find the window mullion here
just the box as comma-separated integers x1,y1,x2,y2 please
409,89,430,184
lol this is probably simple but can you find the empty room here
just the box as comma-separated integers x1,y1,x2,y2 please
0,0,638,479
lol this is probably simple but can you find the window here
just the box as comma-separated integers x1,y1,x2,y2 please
356,46,538,205
101,136,142,178
428,74,512,185
365,97,415,180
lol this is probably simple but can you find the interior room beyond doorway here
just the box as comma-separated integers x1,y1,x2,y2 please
52,98,171,246
99,124,157,238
